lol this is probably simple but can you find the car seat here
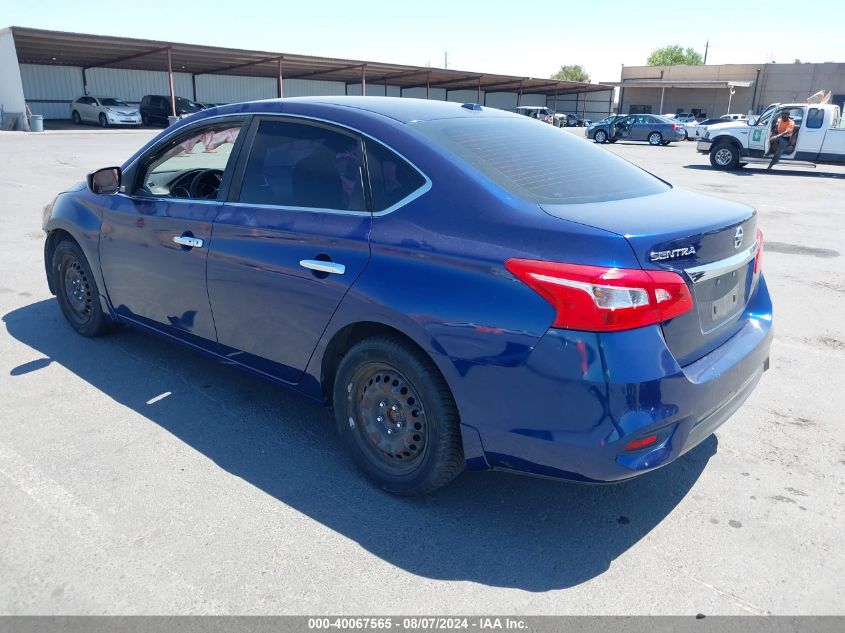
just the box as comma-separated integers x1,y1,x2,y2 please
292,150,343,209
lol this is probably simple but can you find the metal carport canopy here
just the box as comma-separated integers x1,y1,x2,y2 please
9,26,611,97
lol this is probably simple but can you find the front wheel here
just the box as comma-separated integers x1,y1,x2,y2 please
593,129,608,144
52,240,108,337
141,112,150,126
710,142,740,170
648,132,663,146
333,336,464,495
71,110,81,125
99,113,108,128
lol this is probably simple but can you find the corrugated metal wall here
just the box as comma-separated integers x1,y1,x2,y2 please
547,89,612,121
284,79,345,97
19,64,82,118
87,67,193,102
17,62,604,120
197,74,275,103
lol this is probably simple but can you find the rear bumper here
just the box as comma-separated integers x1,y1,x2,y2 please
697,140,713,153
466,275,773,482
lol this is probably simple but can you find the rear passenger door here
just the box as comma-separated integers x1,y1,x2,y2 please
80,97,97,122
633,115,652,140
206,117,373,383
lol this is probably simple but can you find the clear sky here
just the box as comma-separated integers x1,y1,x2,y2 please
4,0,843,84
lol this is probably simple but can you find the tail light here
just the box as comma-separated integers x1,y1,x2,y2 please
754,227,763,274
672,123,680,130
505,259,693,332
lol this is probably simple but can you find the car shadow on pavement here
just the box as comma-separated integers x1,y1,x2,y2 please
4,300,715,592
683,164,845,179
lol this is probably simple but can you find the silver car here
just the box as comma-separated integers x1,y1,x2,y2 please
586,114,685,145
70,96,142,127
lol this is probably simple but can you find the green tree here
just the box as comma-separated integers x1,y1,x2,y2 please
647,45,704,66
551,64,591,83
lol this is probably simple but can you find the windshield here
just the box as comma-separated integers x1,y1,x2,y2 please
100,98,129,107
412,116,668,204
176,97,202,112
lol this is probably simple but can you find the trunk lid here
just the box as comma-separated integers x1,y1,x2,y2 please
541,188,757,366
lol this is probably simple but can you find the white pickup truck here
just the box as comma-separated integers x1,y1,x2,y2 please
697,102,845,170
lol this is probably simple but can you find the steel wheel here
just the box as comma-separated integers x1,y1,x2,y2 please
346,362,428,474
52,240,108,337
333,336,464,495
594,130,607,143
65,260,94,326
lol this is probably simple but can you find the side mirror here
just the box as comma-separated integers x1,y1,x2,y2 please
747,116,758,126
87,167,122,195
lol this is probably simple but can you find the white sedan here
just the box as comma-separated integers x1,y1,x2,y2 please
70,96,142,127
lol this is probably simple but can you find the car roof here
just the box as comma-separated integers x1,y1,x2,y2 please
210,96,521,124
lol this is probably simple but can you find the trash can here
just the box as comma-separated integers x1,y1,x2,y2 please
28,114,44,132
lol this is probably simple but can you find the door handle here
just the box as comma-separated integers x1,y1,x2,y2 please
299,260,345,275
173,235,204,248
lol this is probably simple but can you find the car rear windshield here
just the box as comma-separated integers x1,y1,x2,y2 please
411,116,668,204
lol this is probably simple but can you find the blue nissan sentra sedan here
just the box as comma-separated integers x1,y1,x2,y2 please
43,97,772,495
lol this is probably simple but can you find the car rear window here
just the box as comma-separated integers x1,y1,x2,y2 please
411,116,668,204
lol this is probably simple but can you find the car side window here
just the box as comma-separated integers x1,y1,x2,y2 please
135,123,243,199
365,139,426,212
806,108,824,129
238,119,367,212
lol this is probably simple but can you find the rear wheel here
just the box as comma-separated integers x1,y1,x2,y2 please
72,110,81,125
710,142,740,170
52,240,108,337
333,336,464,495
593,129,608,144
648,132,663,146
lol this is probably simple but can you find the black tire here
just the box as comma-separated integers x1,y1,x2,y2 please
72,110,81,125
141,112,150,126
99,113,108,128
710,142,741,170
593,129,608,144
683,129,689,140
648,131,663,146
661,141,670,146
333,336,464,495
51,240,108,337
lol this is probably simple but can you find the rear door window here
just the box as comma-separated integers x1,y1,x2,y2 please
237,119,367,212
806,108,824,129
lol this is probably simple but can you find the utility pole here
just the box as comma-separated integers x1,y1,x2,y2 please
704,39,709,64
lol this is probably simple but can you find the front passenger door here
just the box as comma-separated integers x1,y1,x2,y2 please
98,118,247,347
